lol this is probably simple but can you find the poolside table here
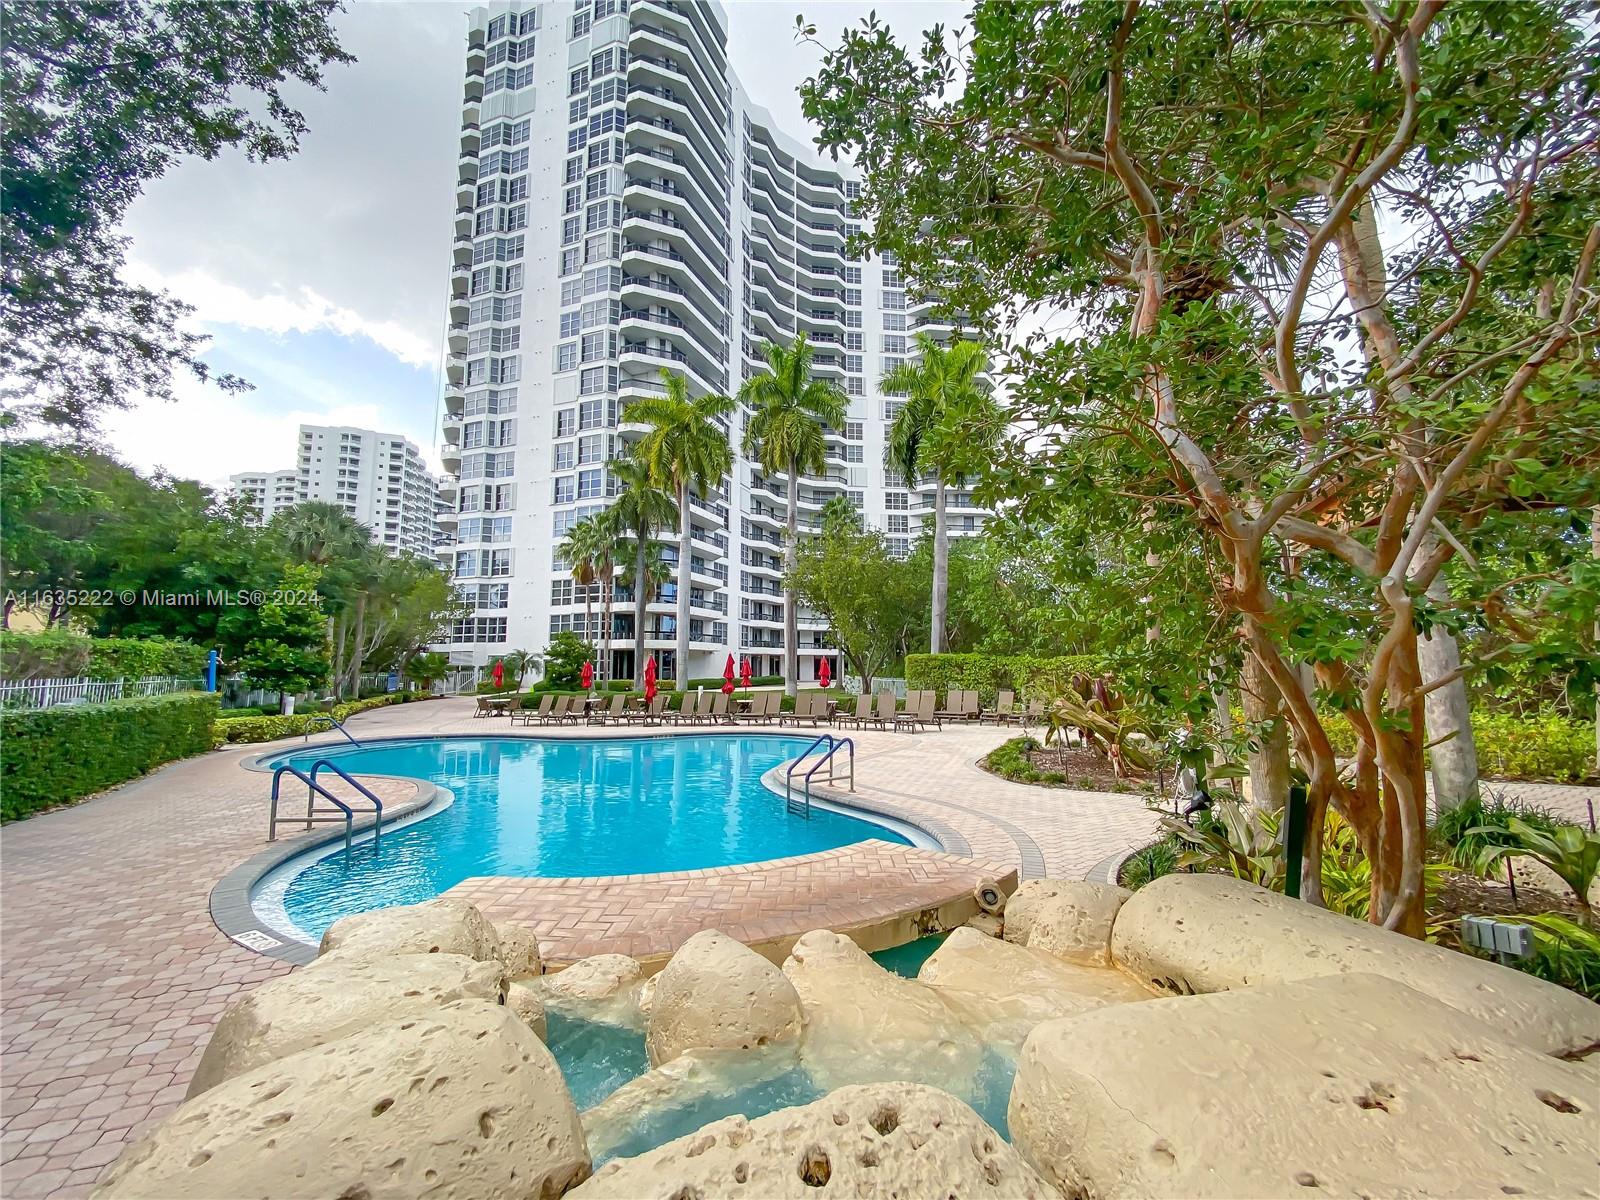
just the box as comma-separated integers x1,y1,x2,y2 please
481,697,513,716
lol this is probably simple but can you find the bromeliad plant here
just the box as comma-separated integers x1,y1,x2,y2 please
1161,801,1284,890
1467,819,1600,927
1043,676,1155,776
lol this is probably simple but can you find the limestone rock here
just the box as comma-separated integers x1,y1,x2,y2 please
1023,881,1131,965
571,1082,1060,1200
636,974,657,1017
507,980,547,1041
95,1001,590,1200
185,953,507,1098
782,929,978,1094
646,929,803,1066
1009,973,1600,1199
964,912,1004,938
918,927,1152,1050
1002,879,1129,965
545,953,643,1002
495,922,544,980
317,898,501,964
1111,872,1600,1054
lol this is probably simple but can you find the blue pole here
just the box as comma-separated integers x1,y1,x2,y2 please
206,649,219,693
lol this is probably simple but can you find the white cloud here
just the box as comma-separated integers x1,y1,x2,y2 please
124,262,437,369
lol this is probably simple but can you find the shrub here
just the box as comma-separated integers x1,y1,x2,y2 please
1514,913,1600,1001
1316,711,1591,783
1432,792,1562,869
86,636,207,680
1120,835,1182,890
906,653,1107,705
1,692,219,820
0,629,92,680
213,693,405,745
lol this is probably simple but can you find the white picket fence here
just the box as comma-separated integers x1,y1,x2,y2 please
842,675,906,699
0,675,207,710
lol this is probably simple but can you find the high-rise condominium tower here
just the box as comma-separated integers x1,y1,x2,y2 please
440,0,987,682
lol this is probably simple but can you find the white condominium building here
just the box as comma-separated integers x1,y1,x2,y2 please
231,424,443,557
439,0,987,681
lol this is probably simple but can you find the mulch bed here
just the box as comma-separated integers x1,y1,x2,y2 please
1020,743,1154,793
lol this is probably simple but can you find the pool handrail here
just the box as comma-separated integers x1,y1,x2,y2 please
268,761,380,855
302,715,360,746
308,759,384,846
785,733,855,817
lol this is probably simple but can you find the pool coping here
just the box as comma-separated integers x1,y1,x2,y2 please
216,730,954,965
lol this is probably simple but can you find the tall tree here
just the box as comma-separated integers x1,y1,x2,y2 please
1,2,353,429
739,334,849,695
628,370,734,684
882,334,998,654
563,517,605,664
804,0,1599,934
608,456,677,686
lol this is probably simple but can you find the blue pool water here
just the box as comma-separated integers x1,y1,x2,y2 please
261,735,910,939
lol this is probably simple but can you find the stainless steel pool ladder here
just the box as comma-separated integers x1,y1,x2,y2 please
268,760,384,854
785,733,855,818
301,715,360,745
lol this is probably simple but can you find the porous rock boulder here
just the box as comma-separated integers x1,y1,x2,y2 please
495,921,544,980
317,897,501,964
94,1001,589,1200
646,929,803,1066
544,953,642,1002
1003,879,1130,965
570,1082,1060,1200
185,952,509,1097
918,927,1152,1049
1111,872,1600,1054
782,929,978,1092
507,980,547,1041
1009,973,1600,1199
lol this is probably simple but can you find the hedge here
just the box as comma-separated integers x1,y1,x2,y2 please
1,692,220,821
0,631,208,682
214,693,412,745
1296,709,1594,785
905,654,1108,705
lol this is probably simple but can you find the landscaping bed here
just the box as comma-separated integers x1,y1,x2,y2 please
980,735,1154,794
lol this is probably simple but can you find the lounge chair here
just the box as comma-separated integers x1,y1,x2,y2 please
934,690,965,723
868,691,896,731
780,692,816,727
834,693,870,729
626,694,667,725
539,695,571,725
1020,697,1046,727
692,691,715,724
708,692,731,724
911,690,941,731
980,688,1016,725
588,694,624,725
743,690,780,724
473,697,494,719
665,692,697,725
734,691,767,725
514,695,553,725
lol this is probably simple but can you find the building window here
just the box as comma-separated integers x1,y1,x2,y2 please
556,408,576,437
553,442,575,470
557,342,577,372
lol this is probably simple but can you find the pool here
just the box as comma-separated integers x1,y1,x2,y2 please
254,735,917,941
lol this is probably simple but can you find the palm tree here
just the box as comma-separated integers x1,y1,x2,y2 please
589,506,623,684
610,455,678,686
739,334,848,696
271,503,375,697
883,335,997,654
618,535,672,672
563,516,605,658
629,369,734,685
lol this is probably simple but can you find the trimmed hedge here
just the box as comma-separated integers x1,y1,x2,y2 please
1310,710,1593,785
213,693,412,745
0,631,206,682
905,653,1108,705
1,692,220,821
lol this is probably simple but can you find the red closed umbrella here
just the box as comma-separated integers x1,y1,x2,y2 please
722,653,736,695
491,660,504,689
818,657,832,689
581,660,593,690
644,656,658,702
739,657,752,688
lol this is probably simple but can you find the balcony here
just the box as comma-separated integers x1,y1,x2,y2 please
452,234,474,267
441,413,463,443
445,352,465,385
441,444,462,472
458,151,479,186
450,266,471,298
437,475,460,501
447,322,469,353
455,207,474,238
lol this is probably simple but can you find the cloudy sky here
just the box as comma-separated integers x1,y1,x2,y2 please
107,1,967,487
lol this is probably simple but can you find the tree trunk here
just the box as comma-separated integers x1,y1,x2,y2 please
783,457,800,696
1413,533,1480,812
333,614,347,699
634,529,650,688
1594,505,1598,778
676,481,692,686
348,592,367,699
931,475,949,654
601,571,614,685
1243,651,1291,814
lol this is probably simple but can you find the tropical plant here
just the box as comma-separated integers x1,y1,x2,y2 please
543,630,595,690
609,455,678,686
1161,801,1283,890
1516,913,1600,1000
628,370,734,684
562,515,607,665
402,651,449,692
1043,682,1155,776
234,565,329,714
499,648,542,687
1467,819,1600,927
1,2,353,430
881,335,999,655
1432,791,1563,871
739,334,849,696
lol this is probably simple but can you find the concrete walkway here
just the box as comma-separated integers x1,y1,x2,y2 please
0,696,1158,1197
